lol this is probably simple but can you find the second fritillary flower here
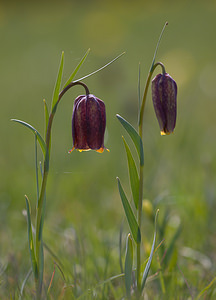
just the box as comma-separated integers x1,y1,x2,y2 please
151,72,177,135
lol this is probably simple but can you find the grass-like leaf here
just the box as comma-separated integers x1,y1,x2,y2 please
76,52,125,82
125,233,133,299
163,224,181,268
116,114,144,166
11,119,47,158
25,195,38,279
63,48,90,88
196,276,216,299
51,51,64,113
43,99,49,133
117,177,141,244
19,268,32,300
141,209,159,291
122,137,139,209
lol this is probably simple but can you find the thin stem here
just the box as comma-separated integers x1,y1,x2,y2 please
136,23,168,294
35,80,89,299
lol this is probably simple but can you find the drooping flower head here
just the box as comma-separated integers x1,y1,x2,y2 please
151,72,177,135
69,94,107,153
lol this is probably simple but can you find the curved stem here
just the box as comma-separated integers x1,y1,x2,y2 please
136,60,166,296
35,80,89,299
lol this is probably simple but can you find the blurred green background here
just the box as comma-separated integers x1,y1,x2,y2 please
1,0,216,298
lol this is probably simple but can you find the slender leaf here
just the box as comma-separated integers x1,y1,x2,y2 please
35,134,39,204
196,276,216,300
138,63,141,116
125,233,133,299
76,52,125,82
11,119,47,158
43,99,49,133
25,195,38,279
122,137,139,209
141,209,159,291
63,48,90,88
51,51,64,112
116,114,144,166
19,268,32,300
163,224,181,268
117,177,141,243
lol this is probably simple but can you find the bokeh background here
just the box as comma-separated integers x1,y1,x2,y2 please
1,0,216,298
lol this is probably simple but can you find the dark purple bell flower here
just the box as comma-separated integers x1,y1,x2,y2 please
151,73,177,135
69,94,107,153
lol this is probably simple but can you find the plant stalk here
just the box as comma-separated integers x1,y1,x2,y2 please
34,81,89,299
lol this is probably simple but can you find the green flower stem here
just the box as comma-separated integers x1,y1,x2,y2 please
34,81,89,299
136,61,166,296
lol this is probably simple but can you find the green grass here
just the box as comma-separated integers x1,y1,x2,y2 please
1,0,216,298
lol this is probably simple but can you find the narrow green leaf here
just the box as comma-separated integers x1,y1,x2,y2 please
196,276,216,300
11,119,47,158
163,224,181,268
76,52,125,82
138,63,141,116
35,134,39,205
19,268,32,300
117,178,141,244
63,48,90,88
43,99,49,132
51,51,64,112
141,209,159,291
25,195,38,279
125,233,133,299
116,114,144,166
122,137,139,209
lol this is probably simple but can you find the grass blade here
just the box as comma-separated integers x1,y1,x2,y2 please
43,99,49,133
125,233,133,299
141,209,159,291
19,268,32,300
116,114,144,166
196,276,216,299
63,48,90,88
25,195,38,279
51,51,64,112
117,178,141,244
163,224,181,268
11,119,47,158
122,137,139,209
75,52,125,82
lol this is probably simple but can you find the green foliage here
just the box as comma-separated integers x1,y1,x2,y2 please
122,137,139,209
125,233,133,299
116,114,144,166
51,51,64,113
117,178,141,244
25,195,38,279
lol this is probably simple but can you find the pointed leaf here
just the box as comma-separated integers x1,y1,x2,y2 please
163,224,181,268
116,114,144,166
51,51,64,113
141,209,159,291
76,52,125,82
63,48,90,88
122,137,139,209
11,119,47,158
43,99,49,132
117,178,141,244
125,233,133,299
25,195,38,279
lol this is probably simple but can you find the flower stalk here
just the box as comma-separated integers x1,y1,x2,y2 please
34,81,92,299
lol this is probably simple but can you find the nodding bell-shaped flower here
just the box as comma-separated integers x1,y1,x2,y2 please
151,73,177,135
69,94,107,153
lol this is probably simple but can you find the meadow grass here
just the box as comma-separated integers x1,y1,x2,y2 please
1,0,216,299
